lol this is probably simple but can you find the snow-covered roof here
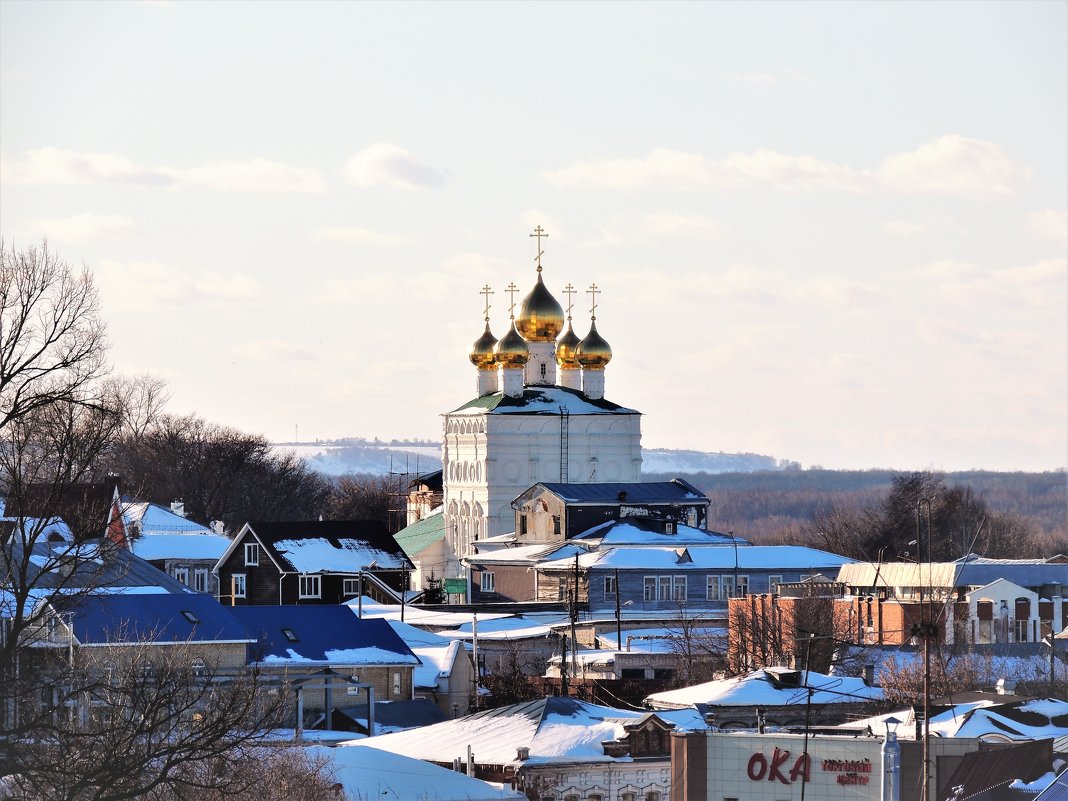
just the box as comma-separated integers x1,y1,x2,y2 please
837,559,1068,590
450,385,639,416
645,667,883,710
386,619,468,689
353,600,513,628
540,544,854,572
846,698,1068,745
312,745,525,801
443,612,570,642
124,502,212,535
522,480,706,505
597,626,726,652
575,519,744,547
343,697,702,765
467,541,584,566
232,605,420,666
132,532,231,561
273,537,407,572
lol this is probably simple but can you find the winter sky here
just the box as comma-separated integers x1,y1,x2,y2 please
1,1,1065,472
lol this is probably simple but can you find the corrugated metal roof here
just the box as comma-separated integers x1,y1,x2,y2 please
837,561,1068,590
394,512,446,557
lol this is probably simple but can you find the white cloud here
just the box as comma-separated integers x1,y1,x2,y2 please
2,147,170,186
165,159,327,193
94,260,261,306
342,143,448,189
877,135,1029,197
33,213,133,242
312,227,408,246
908,257,1066,308
881,211,964,238
584,212,730,248
232,339,314,362
1025,209,1068,245
1,148,326,193
882,219,925,237
544,135,1028,197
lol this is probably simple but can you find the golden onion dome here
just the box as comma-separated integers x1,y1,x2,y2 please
469,322,498,370
575,320,612,369
494,322,530,368
516,274,565,342
556,320,581,370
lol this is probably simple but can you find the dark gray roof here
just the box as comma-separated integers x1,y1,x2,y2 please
7,538,194,593
531,479,706,505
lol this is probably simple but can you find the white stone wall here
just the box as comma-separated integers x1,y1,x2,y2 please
521,760,671,801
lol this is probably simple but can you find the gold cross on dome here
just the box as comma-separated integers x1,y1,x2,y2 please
529,225,548,273
479,284,493,322
562,283,576,320
506,282,519,318
587,282,601,320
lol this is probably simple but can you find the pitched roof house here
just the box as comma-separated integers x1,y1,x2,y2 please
214,520,412,606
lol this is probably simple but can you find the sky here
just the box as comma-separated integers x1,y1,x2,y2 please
1,1,1065,472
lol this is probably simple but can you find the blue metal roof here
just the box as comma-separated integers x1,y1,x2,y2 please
230,605,419,665
61,593,253,645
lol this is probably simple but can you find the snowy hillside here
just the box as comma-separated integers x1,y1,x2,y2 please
272,439,786,477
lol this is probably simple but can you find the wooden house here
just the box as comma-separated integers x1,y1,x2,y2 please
214,520,412,606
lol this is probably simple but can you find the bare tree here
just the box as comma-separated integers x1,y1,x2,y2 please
1,240,108,431
104,373,171,441
321,473,394,525
4,632,289,801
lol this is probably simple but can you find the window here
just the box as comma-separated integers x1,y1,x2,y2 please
670,576,686,600
657,575,672,601
553,515,561,536
735,575,749,596
172,567,189,585
232,573,246,599
191,658,206,678
298,574,321,599
706,575,722,601
392,671,401,696
181,610,199,624
588,795,603,801
480,572,495,593
644,576,657,601
244,543,259,566
282,627,298,643
645,793,661,801
193,569,209,593
664,522,676,534
519,515,528,536
557,577,568,601
540,362,547,379
343,578,360,596
769,575,783,593
604,576,617,600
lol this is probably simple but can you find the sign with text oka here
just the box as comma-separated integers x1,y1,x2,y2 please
708,732,885,801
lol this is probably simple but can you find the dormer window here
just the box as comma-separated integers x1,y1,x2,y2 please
282,627,298,643
244,543,259,566
181,610,199,624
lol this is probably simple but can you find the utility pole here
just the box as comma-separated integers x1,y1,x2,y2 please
614,567,622,649
570,553,579,686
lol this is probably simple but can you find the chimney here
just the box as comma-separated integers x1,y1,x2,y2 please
996,678,1017,695
170,500,186,518
516,747,529,761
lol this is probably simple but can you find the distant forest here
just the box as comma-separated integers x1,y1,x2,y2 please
644,469,1068,548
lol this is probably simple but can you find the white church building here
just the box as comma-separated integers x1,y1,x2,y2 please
399,228,644,586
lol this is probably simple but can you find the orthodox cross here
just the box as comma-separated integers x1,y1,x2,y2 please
506,282,519,318
587,282,601,320
529,225,548,273
562,282,576,320
479,284,493,322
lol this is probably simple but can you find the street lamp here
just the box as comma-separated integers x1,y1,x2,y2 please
882,716,901,801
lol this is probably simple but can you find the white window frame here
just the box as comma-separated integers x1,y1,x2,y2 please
244,543,259,566
657,575,672,601
706,575,722,601
480,571,495,593
298,574,321,599
232,573,246,598
768,575,783,593
672,576,687,601
193,568,209,593
643,576,657,602
172,567,189,585
342,578,360,596
735,575,749,596
604,575,617,600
